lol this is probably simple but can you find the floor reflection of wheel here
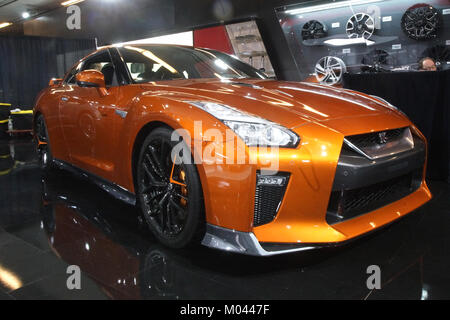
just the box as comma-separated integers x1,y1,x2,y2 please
35,114,53,171
141,249,175,299
137,127,205,249
346,13,374,39
301,20,327,40
402,4,440,40
315,56,347,85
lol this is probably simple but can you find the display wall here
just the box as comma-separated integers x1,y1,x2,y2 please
194,21,276,77
194,26,234,54
277,0,450,84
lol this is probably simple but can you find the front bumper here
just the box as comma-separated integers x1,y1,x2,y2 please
201,224,319,256
202,181,430,256
200,123,432,256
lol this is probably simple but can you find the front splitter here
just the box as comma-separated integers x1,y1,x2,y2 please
201,224,319,256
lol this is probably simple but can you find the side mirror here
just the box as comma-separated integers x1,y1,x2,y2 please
76,70,105,88
48,78,62,86
76,70,109,96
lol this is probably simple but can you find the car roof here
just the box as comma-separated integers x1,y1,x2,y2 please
83,43,217,60
67,44,220,79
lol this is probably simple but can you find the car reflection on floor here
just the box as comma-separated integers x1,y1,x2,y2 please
1,138,450,299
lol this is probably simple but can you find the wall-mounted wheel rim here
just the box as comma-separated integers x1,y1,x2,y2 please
402,4,440,40
301,20,327,40
346,13,375,39
315,56,347,85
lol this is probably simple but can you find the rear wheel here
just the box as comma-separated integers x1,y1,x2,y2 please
136,127,205,248
35,114,53,171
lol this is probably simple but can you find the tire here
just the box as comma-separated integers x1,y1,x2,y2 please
35,114,53,171
136,126,205,248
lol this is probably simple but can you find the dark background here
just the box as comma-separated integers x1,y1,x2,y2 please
0,36,95,108
17,0,311,81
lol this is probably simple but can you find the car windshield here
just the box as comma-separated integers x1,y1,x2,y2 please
118,45,268,83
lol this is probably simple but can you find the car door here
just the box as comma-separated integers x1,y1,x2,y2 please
58,49,121,181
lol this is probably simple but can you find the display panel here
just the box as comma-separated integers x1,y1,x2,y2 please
226,21,276,77
276,0,450,84
193,21,275,77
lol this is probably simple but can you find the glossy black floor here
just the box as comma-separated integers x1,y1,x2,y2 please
0,137,449,300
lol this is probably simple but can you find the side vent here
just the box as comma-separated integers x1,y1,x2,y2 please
253,172,290,227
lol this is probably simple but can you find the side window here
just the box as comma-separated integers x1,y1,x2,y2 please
118,47,184,83
118,48,155,83
81,51,117,87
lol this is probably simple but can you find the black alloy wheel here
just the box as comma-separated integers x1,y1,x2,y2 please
35,115,53,171
301,20,327,40
402,4,440,40
137,127,205,248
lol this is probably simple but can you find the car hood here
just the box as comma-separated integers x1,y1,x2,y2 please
139,79,403,132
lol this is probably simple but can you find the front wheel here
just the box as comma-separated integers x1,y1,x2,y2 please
35,114,53,171
136,127,205,248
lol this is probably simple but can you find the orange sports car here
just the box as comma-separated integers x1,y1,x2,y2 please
33,44,431,255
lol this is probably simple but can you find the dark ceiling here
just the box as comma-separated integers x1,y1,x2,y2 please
0,0,60,23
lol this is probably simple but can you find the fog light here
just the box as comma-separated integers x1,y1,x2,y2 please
257,175,287,187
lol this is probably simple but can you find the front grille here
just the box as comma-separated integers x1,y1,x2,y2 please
346,127,406,150
326,169,422,225
253,173,289,227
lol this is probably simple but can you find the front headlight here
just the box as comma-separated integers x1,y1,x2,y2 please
223,121,299,147
186,101,300,147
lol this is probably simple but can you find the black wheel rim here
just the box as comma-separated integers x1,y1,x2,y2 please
139,138,189,237
301,20,326,40
36,117,50,167
402,5,440,40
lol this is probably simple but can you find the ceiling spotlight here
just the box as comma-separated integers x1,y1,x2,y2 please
22,12,30,19
61,0,85,6
0,22,12,29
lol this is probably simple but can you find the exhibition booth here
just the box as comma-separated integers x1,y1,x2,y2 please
0,0,448,301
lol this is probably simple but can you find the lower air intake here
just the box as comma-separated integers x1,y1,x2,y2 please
253,172,290,227
327,168,422,225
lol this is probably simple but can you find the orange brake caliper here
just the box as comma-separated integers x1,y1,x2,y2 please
169,155,187,206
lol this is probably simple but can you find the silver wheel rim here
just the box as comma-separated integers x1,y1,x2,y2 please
346,13,375,39
315,56,347,85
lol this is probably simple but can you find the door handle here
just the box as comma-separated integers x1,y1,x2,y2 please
98,106,112,117
61,96,69,102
